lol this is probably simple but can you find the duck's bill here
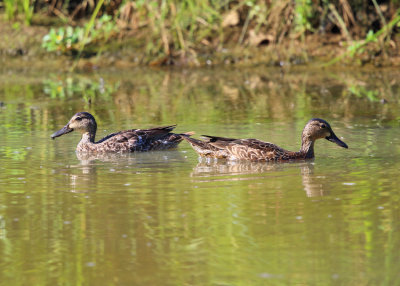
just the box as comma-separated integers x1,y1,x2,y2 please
326,132,348,149
51,125,73,140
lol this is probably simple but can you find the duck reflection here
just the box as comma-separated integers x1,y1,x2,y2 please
76,150,186,165
191,159,329,197
300,164,330,197
76,151,138,165
67,155,99,193
65,151,186,193
191,158,284,176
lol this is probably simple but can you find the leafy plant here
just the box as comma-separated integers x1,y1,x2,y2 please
294,0,315,34
4,0,17,21
42,14,117,54
21,0,34,25
347,30,378,57
42,26,84,52
325,9,400,66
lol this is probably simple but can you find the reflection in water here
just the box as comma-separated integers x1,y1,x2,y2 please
67,150,187,193
76,150,142,165
67,158,98,193
191,159,330,197
191,158,286,177
300,163,329,197
76,149,186,164
2,68,400,133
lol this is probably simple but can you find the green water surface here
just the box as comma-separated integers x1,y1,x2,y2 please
0,67,400,285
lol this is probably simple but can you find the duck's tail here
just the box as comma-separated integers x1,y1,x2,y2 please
181,136,227,158
156,131,195,150
180,135,205,146
180,131,195,137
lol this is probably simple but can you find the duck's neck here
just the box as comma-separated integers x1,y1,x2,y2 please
76,132,96,152
78,132,96,148
300,136,315,159
84,132,96,142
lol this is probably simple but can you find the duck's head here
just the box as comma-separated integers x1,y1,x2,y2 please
302,118,348,148
51,112,97,140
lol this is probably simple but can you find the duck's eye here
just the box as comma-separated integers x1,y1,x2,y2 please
321,124,326,129
75,117,82,121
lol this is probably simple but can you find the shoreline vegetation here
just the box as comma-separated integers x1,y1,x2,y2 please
1,0,400,70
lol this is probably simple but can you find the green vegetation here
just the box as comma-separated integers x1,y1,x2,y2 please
42,14,117,54
1,0,400,66
3,0,33,25
326,10,400,66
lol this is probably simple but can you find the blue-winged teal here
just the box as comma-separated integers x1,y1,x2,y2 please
182,118,348,161
51,112,193,153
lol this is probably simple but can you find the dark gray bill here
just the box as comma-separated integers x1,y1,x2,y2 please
326,132,348,149
51,125,73,140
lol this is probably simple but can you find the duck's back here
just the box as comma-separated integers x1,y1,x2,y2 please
204,136,300,161
224,139,301,161
79,125,185,153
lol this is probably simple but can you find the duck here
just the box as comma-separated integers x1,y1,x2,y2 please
51,112,194,153
182,118,348,161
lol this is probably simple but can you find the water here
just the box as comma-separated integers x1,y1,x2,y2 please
1,67,400,285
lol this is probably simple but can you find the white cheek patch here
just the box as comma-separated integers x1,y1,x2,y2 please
69,121,79,129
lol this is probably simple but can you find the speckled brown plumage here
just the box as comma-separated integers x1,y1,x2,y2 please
51,112,193,153
182,118,348,161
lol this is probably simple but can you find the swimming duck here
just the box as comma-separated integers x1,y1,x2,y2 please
182,118,348,161
51,112,193,153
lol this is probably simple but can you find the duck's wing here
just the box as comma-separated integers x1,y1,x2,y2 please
95,130,140,152
96,131,127,144
134,125,177,140
134,125,193,151
96,125,181,152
